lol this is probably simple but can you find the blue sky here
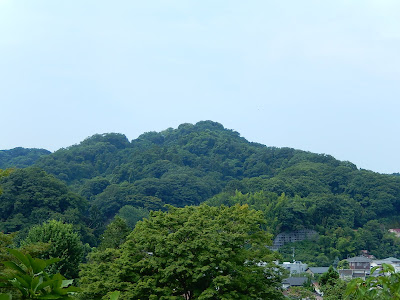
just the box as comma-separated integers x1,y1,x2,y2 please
1,1,399,174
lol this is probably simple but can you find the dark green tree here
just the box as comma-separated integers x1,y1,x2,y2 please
319,266,339,286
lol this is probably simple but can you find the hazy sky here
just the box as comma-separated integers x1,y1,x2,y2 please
1,1,399,174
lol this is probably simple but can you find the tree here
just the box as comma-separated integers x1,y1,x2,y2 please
80,204,284,299
319,266,339,287
98,216,131,250
337,259,350,269
117,205,149,229
319,266,347,300
0,168,88,235
21,220,85,279
287,286,316,300
322,279,347,300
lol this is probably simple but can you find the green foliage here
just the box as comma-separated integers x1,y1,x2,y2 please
78,248,121,300
0,248,79,299
3,121,400,268
318,267,347,300
0,233,17,274
0,293,11,300
345,263,400,299
0,169,13,196
117,205,149,229
80,204,284,299
319,266,339,286
0,148,50,170
337,259,350,269
21,220,86,278
0,168,88,237
108,291,119,300
286,286,316,300
90,182,165,220
322,278,347,300
98,217,131,250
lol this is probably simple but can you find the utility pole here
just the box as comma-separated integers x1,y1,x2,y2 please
292,247,295,262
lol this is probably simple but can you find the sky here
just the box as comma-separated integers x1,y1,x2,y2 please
0,1,399,174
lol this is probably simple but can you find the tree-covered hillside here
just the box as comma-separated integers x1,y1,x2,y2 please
0,147,50,169
1,120,400,262
0,168,95,244
30,121,400,226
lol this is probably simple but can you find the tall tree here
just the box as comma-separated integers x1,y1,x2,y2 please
80,204,284,299
22,220,86,278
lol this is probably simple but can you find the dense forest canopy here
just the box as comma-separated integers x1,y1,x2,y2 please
0,148,50,169
1,121,400,264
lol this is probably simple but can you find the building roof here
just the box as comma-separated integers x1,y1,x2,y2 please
307,267,330,274
383,257,400,263
346,256,372,263
282,277,308,286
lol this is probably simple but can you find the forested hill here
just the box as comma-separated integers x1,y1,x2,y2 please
1,120,400,260
1,121,399,219
0,147,50,169
33,120,350,186
30,121,351,205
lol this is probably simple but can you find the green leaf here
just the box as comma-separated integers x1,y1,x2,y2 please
109,291,120,300
36,295,64,299
370,266,380,275
13,274,32,289
9,279,28,297
1,261,25,274
7,249,30,270
44,258,60,268
31,276,41,293
36,278,55,292
60,279,73,288
0,294,11,300
27,254,46,274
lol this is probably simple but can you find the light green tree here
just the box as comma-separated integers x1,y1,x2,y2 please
98,216,131,250
80,204,284,299
21,220,85,279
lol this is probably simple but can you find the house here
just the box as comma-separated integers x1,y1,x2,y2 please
346,256,371,270
338,269,354,280
371,257,400,273
338,256,372,280
280,261,308,275
338,269,368,280
383,257,400,265
282,277,309,289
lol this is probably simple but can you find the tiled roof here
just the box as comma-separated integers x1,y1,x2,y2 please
283,277,308,286
383,257,400,262
308,267,330,274
346,256,372,263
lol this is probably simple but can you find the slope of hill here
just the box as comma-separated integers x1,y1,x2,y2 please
0,167,95,244
30,121,358,217
0,147,51,169
1,121,400,260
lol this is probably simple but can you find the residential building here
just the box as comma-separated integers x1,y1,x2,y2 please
280,261,308,275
